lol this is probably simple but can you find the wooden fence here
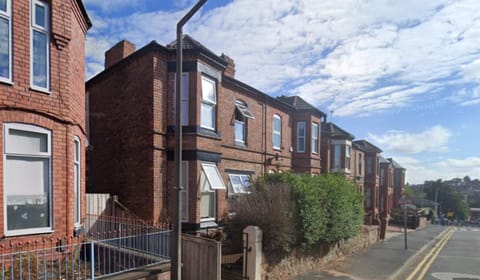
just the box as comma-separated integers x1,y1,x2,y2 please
182,234,221,280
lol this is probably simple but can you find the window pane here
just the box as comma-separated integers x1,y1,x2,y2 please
235,121,245,142
240,175,251,192
74,140,80,161
74,163,80,223
5,156,50,230
32,30,48,88
273,133,281,149
0,0,6,12
200,192,215,219
7,128,48,154
229,175,242,193
201,77,215,103
201,103,215,129
35,4,46,28
334,145,341,169
273,116,281,132
0,17,9,79
180,191,188,221
202,163,226,190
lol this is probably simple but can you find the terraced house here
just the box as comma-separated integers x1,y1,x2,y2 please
0,0,90,240
86,36,326,231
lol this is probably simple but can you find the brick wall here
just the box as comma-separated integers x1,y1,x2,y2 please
0,0,89,241
87,49,158,222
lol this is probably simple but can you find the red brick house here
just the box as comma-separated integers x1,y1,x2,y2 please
320,122,355,179
389,158,406,208
86,36,325,230
353,140,382,225
352,141,365,193
0,0,90,240
379,156,394,238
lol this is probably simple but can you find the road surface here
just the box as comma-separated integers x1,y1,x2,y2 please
402,226,480,280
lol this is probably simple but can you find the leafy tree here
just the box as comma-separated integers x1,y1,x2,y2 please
424,179,469,219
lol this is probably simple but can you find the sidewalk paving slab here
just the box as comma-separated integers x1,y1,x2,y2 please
294,225,448,280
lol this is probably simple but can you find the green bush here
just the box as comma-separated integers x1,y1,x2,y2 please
228,181,298,262
227,172,364,262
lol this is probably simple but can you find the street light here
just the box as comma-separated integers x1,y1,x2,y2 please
172,1,207,280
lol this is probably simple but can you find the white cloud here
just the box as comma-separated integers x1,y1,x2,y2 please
397,156,480,184
84,0,480,116
368,125,452,154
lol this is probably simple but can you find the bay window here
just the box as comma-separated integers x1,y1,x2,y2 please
296,121,306,153
311,123,319,154
345,145,351,170
333,144,341,169
4,123,51,235
200,76,216,130
0,0,11,82
73,137,81,226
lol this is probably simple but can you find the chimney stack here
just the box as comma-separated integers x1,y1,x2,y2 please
221,53,235,78
105,40,136,69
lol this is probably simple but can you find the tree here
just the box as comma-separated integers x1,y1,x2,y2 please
424,179,469,219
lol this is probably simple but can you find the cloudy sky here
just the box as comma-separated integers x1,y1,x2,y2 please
83,0,480,184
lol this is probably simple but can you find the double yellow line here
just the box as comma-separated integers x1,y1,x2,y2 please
405,227,457,280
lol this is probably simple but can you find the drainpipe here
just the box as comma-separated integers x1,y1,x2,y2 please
172,1,207,280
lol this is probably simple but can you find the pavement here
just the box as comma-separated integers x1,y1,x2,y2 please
294,225,448,280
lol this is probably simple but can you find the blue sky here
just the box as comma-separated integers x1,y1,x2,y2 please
83,0,480,184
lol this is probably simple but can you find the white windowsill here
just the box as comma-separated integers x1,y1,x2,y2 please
30,85,51,95
0,78,13,86
5,228,54,237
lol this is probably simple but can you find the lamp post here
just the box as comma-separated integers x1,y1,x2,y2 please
172,1,207,280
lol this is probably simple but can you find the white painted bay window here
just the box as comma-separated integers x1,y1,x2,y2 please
200,162,226,221
31,0,50,91
4,123,52,235
200,76,216,130
311,122,319,154
0,0,11,82
296,121,306,153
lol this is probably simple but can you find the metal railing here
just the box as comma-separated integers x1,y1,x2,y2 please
0,229,171,279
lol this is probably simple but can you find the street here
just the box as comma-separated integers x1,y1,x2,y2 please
401,226,480,280
295,225,480,280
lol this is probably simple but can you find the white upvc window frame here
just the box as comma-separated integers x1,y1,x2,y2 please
311,122,319,154
180,161,188,222
296,121,306,153
30,0,50,92
345,145,351,171
333,144,341,170
200,76,216,130
174,73,189,126
0,0,12,83
73,136,81,227
272,114,282,150
199,162,226,222
228,173,251,195
3,123,53,236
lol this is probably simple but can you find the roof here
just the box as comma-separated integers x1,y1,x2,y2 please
388,158,405,169
321,122,355,140
167,34,227,67
352,140,383,153
408,197,439,208
379,156,390,164
277,96,326,117
76,0,92,29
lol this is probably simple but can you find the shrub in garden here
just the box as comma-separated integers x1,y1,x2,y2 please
227,181,298,262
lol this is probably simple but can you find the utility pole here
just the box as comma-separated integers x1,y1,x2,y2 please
172,1,207,280
404,202,408,250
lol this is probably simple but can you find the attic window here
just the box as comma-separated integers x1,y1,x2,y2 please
235,100,254,119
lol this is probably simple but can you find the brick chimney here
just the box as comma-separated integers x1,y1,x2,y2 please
221,53,235,78
105,40,136,69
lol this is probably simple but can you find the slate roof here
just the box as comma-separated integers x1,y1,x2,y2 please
388,158,405,169
379,156,390,164
277,96,326,117
352,140,383,153
166,34,227,67
321,122,355,140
